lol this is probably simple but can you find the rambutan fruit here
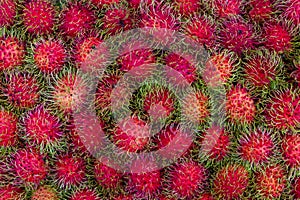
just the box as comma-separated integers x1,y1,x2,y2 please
264,89,300,130
202,50,238,87
102,8,134,35
112,116,150,152
168,161,207,198
213,164,249,199
0,110,18,147
31,185,58,200
238,129,274,164
90,0,120,8
0,0,16,27
255,165,286,199
201,125,230,160
294,177,300,198
0,36,25,71
165,53,197,85
0,185,22,200
183,15,216,49
248,0,272,21
94,158,122,189
54,153,86,187
2,72,41,109
173,0,201,16
198,193,215,200
23,105,62,148
261,21,293,53
209,0,242,18
23,0,56,35
218,17,255,54
70,189,100,200
13,149,48,185
114,194,134,200
143,87,175,120
243,49,281,88
59,3,96,38
181,91,210,125
281,134,300,167
33,39,66,74
283,0,300,26
226,84,256,124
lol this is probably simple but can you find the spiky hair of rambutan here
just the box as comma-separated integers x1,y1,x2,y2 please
70,188,100,200
281,134,300,167
90,0,120,8
294,177,300,198
207,0,243,18
283,0,300,26
0,109,18,147
173,0,201,16
0,0,16,27
31,185,58,200
0,185,23,200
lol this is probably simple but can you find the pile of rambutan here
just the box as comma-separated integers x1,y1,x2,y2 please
0,0,299,199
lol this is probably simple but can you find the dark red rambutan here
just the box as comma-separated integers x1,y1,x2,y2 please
226,85,256,124
199,193,215,200
0,36,24,71
127,0,152,9
168,161,207,198
209,0,242,18
165,53,197,85
284,0,300,25
201,125,230,160
248,0,272,21
0,110,18,147
143,88,175,120
23,105,62,147
202,50,238,87
239,130,274,164
94,158,122,189
112,116,150,152
262,22,293,53
90,0,120,8
255,165,286,199
59,3,96,38
0,0,16,27
23,0,56,35
55,154,86,187
31,185,58,200
102,8,134,35
213,164,249,199
34,39,66,74
218,17,255,54
243,49,281,88
294,178,300,198
184,15,216,48
282,134,300,167
264,89,300,130
2,72,40,109
0,185,22,200
13,149,48,184
173,0,201,16
70,189,100,200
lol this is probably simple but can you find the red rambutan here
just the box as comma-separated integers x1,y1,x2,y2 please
284,0,300,26
0,36,24,71
168,161,207,198
0,0,16,27
34,39,66,74
173,0,201,16
213,164,249,199
114,194,134,200
13,149,48,184
31,185,58,200
294,178,300,198
248,0,272,21
226,85,256,124
255,165,286,199
281,134,300,167
198,193,215,200
23,0,56,35
0,110,18,147
70,189,100,200
90,0,120,8
0,185,22,200
209,0,242,18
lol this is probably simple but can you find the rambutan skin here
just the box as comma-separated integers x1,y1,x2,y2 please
210,0,242,18
0,185,22,200
248,0,272,21
173,0,201,16
31,186,58,200
0,0,16,27
294,178,300,198
23,0,56,35
0,110,18,147
70,189,100,200
281,134,300,167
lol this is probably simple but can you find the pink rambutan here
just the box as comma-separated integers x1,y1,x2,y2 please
239,130,274,164
284,0,300,26
184,15,216,48
294,178,300,198
248,0,272,21
209,0,242,18
201,125,230,160
2,72,40,109
143,88,175,120
168,161,207,198
264,89,300,130
0,110,18,147
23,0,56,35
13,149,48,184
213,164,249,199
31,185,58,200
59,3,96,38
23,105,62,147
0,185,22,200
226,85,256,124
102,8,134,35
112,116,150,152
70,189,100,200
281,134,300,167
255,165,286,199
218,17,255,54
55,154,86,187
0,0,16,27
173,0,201,16
34,39,66,74
0,36,24,70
